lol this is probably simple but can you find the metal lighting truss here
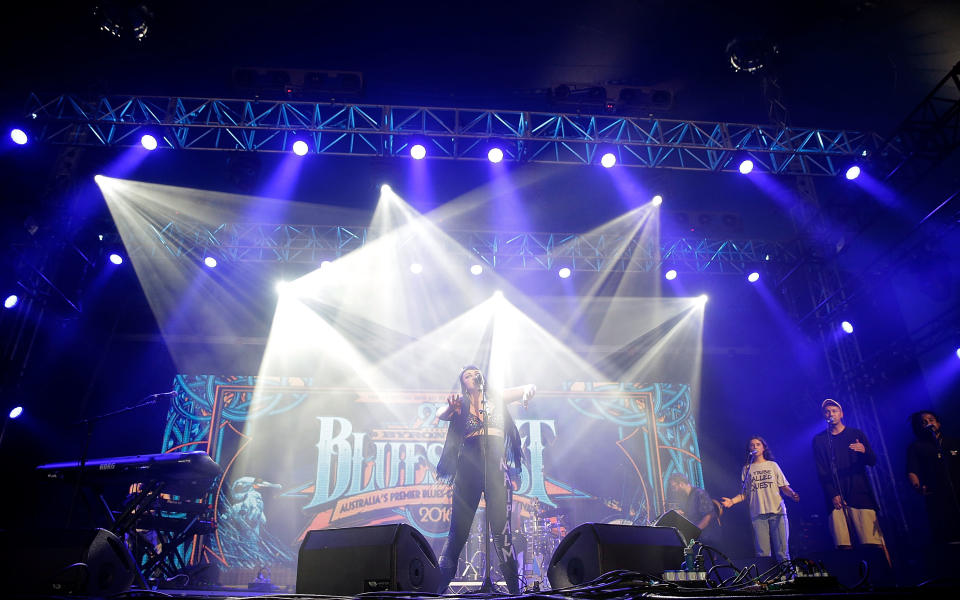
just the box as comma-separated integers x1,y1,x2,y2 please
127,220,799,274
25,93,887,176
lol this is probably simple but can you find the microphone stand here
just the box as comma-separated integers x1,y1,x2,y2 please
477,377,496,593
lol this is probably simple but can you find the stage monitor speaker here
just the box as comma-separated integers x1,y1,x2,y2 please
654,509,701,544
547,523,684,588
296,523,440,595
0,528,137,595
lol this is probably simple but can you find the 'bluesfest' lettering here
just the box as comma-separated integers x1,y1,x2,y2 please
305,413,556,511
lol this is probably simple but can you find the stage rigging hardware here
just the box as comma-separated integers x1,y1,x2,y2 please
37,451,222,586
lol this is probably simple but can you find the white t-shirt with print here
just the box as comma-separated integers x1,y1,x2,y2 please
740,460,788,517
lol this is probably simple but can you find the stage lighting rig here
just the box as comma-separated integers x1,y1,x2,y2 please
726,36,779,74
93,1,154,42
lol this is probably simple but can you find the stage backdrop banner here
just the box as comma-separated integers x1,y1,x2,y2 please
162,375,701,585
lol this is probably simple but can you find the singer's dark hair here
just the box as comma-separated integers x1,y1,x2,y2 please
909,410,941,439
745,436,774,463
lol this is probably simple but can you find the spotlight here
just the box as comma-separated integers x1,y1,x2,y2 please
9,406,23,419
410,263,423,274
600,152,616,168
108,253,124,265
470,264,483,276
140,134,158,151
738,159,754,174
292,140,309,156
10,128,28,145
410,144,426,160
956,347,960,360
698,294,709,303
651,195,663,206
381,184,393,194
665,269,677,281
320,260,332,270
203,256,218,268
492,290,504,300
845,165,861,180
558,267,571,279
841,321,854,334
747,272,760,283
275,280,291,294
3,294,18,309
487,147,504,163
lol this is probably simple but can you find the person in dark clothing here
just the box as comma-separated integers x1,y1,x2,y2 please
906,411,960,544
667,473,719,542
434,365,535,594
811,399,884,548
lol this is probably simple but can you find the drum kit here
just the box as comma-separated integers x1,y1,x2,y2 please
459,501,568,587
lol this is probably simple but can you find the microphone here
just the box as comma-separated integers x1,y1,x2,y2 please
476,372,485,388
923,423,935,430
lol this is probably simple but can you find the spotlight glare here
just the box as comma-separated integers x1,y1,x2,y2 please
3,294,18,309
410,263,423,274
292,140,309,156
320,260,332,270
275,280,290,294
470,264,483,276
140,134,158,151
747,271,760,283
10,128,28,145
651,195,663,206
558,267,571,279
841,320,854,334
600,153,616,168
739,159,754,174
108,253,123,265
845,165,861,180
9,406,23,419
664,269,677,281
381,184,392,194
487,147,504,163
492,290,504,300
956,347,960,360
410,144,426,160
698,294,709,303
203,256,218,268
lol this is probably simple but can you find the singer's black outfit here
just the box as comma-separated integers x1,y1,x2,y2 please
436,389,522,593
812,426,878,513
907,433,960,543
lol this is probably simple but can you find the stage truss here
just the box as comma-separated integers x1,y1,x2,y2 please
25,93,887,176
131,222,801,274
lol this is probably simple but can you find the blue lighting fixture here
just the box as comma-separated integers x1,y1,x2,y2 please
739,159,754,174
140,134,158,151
600,153,616,168
109,253,124,265
841,321,854,334
956,347,960,360
558,267,571,279
10,128,28,145
204,256,218,268
292,140,309,156
410,263,423,274
747,272,760,283
3,294,18,309
845,165,861,180
470,264,483,276
8,406,23,419
487,147,504,163
665,269,677,281
410,144,426,160
651,195,663,206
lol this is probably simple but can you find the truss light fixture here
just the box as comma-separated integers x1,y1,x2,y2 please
665,269,677,281
487,147,504,164
140,134,158,151
738,158,754,175
3,294,18,309
410,263,423,275
10,128,28,145
292,140,309,156
470,264,483,276
600,152,617,168
8,406,23,419
841,321,854,334
651,195,663,206
845,165,861,180
204,256,218,268
108,252,124,265
747,271,760,283
956,347,960,360
410,144,426,160
558,267,572,279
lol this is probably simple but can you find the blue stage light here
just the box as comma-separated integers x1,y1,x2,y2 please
747,272,760,283
487,147,504,163
140,134,158,150
600,153,616,168
651,195,663,206
292,140,309,156
665,269,677,281
109,253,124,265
739,159,754,174
841,321,854,334
204,256,218,268
410,144,426,160
845,165,861,180
470,264,483,276
9,406,23,419
558,267,571,279
10,128,28,145
3,294,18,309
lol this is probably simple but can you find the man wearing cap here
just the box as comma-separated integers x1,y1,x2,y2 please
811,399,884,549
